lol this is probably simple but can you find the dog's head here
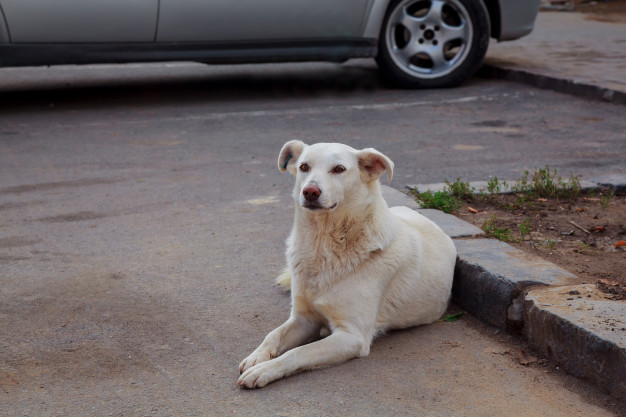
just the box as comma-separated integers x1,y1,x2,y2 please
278,140,394,212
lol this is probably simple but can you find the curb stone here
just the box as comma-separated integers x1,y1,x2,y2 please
387,175,626,398
452,238,575,328
381,185,484,238
524,285,626,398
478,63,626,106
380,184,420,209
589,174,626,193
417,209,483,238
408,178,610,195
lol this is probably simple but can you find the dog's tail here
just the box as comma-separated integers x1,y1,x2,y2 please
275,267,292,292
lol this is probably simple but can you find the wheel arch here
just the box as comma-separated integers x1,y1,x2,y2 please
362,0,395,39
363,0,499,40
481,0,502,39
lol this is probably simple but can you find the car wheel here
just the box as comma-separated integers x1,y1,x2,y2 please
376,0,490,88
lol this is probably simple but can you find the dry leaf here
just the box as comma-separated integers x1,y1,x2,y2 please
594,226,606,233
597,279,620,287
517,350,538,366
615,240,626,248
575,208,585,213
537,198,548,202
468,207,478,214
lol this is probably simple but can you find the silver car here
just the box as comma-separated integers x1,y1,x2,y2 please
0,0,540,88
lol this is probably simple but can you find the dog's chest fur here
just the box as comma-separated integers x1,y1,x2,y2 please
288,208,390,294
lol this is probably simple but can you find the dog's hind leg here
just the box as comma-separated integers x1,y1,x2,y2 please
238,328,369,388
239,314,320,374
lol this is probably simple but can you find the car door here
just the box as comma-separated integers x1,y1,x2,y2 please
1,0,158,42
157,0,372,42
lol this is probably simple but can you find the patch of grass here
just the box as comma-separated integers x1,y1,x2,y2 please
599,191,613,209
445,178,474,200
512,166,581,200
512,171,532,194
491,194,535,212
514,195,535,211
414,189,461,214
482,215,517,243
487,176,509,195
544,239,557,250
414,166,582,216
440,311,464,322
518,217,532,240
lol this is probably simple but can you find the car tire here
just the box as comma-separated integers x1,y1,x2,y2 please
376,0,490,88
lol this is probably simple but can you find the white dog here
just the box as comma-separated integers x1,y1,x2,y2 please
238,141,457,388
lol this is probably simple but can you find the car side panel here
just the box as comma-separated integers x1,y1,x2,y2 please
157,0,373,42
497,0,541,41
0,3,9,43
0,0,158,42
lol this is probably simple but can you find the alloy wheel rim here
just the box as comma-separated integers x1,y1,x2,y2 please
386,0,473,79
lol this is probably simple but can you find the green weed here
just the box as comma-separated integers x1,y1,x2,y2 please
440,311,464,322
487,177,509,195
544,239,557,250
514,195,535,211
599,191,613,209
482,215,516,243
512,166,580,200
445,178,475,200
518,218,532,240
414,189,461,214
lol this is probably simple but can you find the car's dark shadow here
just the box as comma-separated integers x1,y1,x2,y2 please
0,61,389,114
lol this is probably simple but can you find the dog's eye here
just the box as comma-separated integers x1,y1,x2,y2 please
299,163,310,172
331,165,346,174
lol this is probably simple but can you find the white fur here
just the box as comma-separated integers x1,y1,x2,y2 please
238,141,457,388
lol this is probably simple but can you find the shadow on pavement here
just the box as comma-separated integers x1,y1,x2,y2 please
0,63,387,113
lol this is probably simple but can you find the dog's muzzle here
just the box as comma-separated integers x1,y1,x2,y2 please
301,184,336,211
302,185,321,202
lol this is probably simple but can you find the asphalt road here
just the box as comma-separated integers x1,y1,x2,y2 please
2,60,625,186
1,61,624,416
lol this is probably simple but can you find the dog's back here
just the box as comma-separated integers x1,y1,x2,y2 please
375,206,456,330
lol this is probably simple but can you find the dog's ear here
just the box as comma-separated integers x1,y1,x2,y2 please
357,148,394,183
278,140,307,175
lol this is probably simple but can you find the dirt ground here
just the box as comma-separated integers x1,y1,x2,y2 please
544,0,626,23
572,0,626,23
455,189,626,291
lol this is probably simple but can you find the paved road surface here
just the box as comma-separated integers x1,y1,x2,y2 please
1,62,624,415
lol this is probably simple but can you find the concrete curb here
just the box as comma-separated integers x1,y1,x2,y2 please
385,176,626,398
524,285,626,398
478,63,626,106
452,239,575,329
408,175,626,195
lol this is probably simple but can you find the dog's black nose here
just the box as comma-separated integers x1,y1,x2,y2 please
302,185,321,202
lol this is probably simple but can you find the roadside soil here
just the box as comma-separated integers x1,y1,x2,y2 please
573,0,626,23
454,189,626,289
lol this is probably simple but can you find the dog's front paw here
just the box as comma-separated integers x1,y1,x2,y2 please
238,361,283,389
238,350,272,374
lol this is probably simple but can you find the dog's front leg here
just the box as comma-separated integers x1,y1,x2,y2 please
239,314,320,374
238,328,370,388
